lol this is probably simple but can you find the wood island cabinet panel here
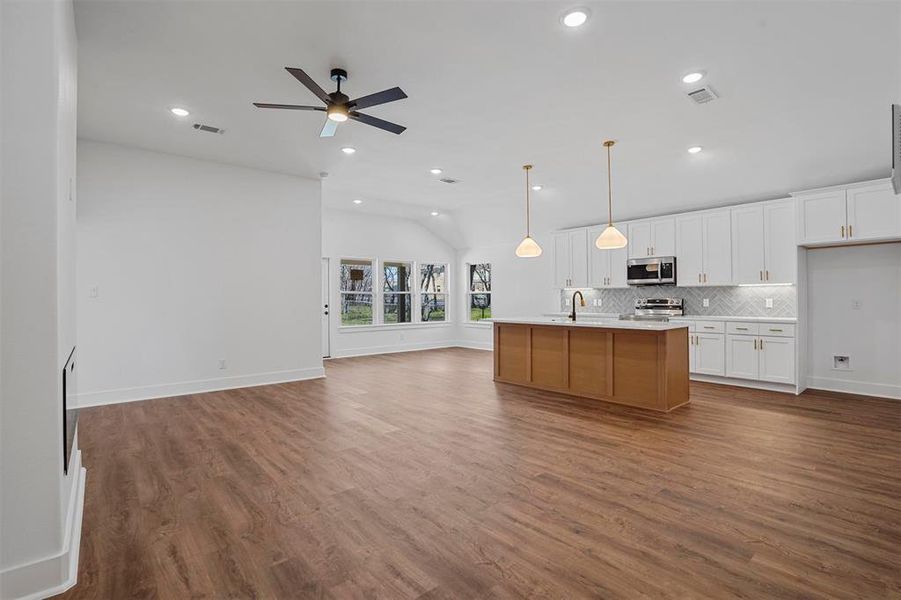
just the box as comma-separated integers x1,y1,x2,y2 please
611,331,661,410
530,326,567,389
494,324,528,382
569,329,611,398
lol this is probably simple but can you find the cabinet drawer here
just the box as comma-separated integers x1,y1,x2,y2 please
726,322,758,335
695,321,725,334
758,323,795,337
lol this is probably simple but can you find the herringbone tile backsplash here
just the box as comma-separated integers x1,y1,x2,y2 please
560,285,797,317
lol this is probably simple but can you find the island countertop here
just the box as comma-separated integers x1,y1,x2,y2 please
489,316,689,331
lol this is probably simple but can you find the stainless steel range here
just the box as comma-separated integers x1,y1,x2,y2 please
619,298,684,322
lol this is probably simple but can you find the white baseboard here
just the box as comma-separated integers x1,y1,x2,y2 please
690,374,798,395
329,341,458,359
806,376,901,400
0,452,86,600
453,340,493,351
73,366,326,408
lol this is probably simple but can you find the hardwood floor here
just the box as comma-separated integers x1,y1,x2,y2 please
59,348,900,599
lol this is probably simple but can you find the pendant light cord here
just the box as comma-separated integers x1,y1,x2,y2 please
523,164,532,237
606,142,613,226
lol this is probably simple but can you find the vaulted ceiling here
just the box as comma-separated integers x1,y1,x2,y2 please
75,1,900,247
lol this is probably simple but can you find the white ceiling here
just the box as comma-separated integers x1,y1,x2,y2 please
75,1,900,247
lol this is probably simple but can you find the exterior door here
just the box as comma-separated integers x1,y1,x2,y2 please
321,258,330,358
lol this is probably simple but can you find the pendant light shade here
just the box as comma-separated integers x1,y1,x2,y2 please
515,164,542,258
595,140,628,250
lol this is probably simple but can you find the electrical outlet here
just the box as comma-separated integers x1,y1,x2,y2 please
765,298,773,309
833,355,850,370
89,285,99,298
851,299,862,310
702,298,710,308
218,359,226,370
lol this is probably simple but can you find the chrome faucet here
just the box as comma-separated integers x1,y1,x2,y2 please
569,290,585,321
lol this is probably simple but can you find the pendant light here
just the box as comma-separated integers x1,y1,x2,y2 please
595,140,628,250
515,164,542,258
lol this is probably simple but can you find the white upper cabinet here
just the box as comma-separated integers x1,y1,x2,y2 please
675,210,731,286
627,221,652,259
796,180,899,246
587,226,630,288
846,182,899,242
628,217,674,258
553,229,589,288
732,198,796,284
762,199,797,284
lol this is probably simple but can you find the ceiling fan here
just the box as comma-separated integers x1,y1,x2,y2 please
254,67,407,137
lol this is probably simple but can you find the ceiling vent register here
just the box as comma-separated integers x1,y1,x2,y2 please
193,123,225,134
686,85,719,105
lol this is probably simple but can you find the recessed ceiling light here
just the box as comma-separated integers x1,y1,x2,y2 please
430,168,443,175
353,199,363,204
531,185,543,191
562,8,589,27
687,146,703,154
681,72,705,84
341,147,356,154
430,211,440,217
170,107,190,117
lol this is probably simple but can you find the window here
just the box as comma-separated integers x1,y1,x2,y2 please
468,263,491,321
339,259,373,326
383,261,412,323
420,264,447,322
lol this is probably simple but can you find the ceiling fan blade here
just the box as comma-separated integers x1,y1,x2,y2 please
349,87,408,111
285,67,330,104
349,111,406,135
253,103,325,111
320,119,338,138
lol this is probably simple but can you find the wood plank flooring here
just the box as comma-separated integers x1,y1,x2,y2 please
59,348,901,599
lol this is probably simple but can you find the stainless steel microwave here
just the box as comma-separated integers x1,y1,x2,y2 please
627,256,676,286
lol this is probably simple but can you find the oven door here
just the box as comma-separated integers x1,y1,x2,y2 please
627,259,663,285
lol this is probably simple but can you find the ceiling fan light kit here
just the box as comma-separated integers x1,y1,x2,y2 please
254,66,407,137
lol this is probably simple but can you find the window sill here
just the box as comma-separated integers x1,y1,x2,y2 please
338,322,453,333
462,321,492,329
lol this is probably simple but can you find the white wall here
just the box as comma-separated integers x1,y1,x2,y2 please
455,236,557,350
806,243,901,399
322,208,456,357
76,141,324,406
1,0,82,597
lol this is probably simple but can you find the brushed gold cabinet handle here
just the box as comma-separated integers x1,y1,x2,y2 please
759,270,763,281
849,225,853,238
759,338,764,350
703,326,715,330
769,328,782,332
754,339,757,350
765,270,769,281
704,273,708,283
698,273,701,283
736,327,748,331
841,225,845,238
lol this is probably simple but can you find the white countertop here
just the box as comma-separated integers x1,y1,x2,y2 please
490,316,688,331
544,312,797,324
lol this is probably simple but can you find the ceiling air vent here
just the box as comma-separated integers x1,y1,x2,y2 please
686,85,719,105
439,177,460,184
193,123,225,135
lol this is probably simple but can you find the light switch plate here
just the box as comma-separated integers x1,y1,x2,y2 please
702,298,709,308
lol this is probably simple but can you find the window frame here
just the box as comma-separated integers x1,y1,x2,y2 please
338,257,376,327
418,262,450,324
466,262,492,323
381,258,415,325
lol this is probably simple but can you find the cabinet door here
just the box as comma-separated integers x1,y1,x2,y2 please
675,214,703,286
569,229,589,288
797,190,847,244
651,217,676,256
587,226,610,287
847,182,900,242
628,221,652,258
688,335,697,373
695,333,725,376
731,204,765,284
759,336,795,384
553,232,571,287
608,245,630,288
763,199,797,284
702,210,732,285
725,335,758,380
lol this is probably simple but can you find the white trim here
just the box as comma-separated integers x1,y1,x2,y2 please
461,322,492,329
453,339,493,351
0,453,86,600
806,376,901,400
72,367,325,408
689,374,798,395
339,322,452,333
328,340,459,359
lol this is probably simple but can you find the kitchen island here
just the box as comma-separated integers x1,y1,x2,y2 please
492,317,690,412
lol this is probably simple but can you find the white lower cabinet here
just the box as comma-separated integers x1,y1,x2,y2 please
726,330,796,384
694,333,725,376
